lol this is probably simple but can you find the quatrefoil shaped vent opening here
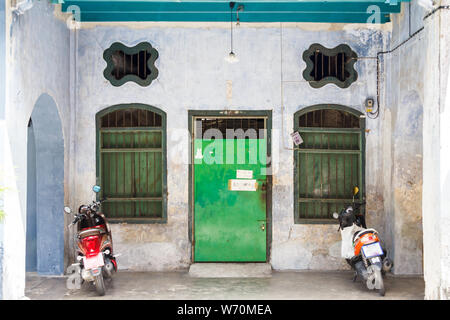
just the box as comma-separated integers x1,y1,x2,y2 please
103,42,159,87
302,44,358,89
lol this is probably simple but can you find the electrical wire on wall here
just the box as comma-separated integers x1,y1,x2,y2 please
364,4,449,119
367,26,424,119
280,6,450,148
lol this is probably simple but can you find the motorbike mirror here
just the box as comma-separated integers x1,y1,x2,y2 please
93,185,101,193
353,186,359,196
64,206,72,214
332,212,339,219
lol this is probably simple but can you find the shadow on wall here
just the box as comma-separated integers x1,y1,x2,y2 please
26,93,64,275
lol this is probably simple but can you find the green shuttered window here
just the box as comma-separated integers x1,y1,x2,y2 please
293,105,365,223
96,105,167,223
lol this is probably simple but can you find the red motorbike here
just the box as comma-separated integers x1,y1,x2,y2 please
64,185,117,296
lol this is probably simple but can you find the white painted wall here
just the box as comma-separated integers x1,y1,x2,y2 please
421,1,450,300
2,2,70,299
382,2,426,275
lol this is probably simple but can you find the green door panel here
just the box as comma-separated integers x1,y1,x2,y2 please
194,138,267,262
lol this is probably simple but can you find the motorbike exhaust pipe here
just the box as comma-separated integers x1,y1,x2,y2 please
104,259,114,278
382,258,393,273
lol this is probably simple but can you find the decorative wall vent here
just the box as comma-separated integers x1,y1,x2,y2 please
103,42,159,87
302,44,358,89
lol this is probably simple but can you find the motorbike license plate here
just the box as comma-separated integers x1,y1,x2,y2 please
83,254,104,270
362,242,383,258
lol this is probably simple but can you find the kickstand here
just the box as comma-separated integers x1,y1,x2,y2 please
352,272,358,282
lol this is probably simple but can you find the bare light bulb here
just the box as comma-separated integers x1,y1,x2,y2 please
225,51,239,63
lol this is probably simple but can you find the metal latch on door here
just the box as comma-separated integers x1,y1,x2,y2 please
257,219,266,231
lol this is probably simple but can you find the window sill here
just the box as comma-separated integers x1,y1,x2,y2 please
294,218,338,225
107,217,167,224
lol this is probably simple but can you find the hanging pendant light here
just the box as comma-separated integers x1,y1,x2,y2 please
225,2,239,63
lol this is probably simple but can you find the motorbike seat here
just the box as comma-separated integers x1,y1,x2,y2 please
352,228,378,243
79,228,106,238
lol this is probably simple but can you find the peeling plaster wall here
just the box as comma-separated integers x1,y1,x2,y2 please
73,22,389,272
0,0,6,301
382,2,425,275
421,1,450,300
2,2,70,299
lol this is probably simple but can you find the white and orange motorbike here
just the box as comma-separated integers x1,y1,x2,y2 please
332,187,393,296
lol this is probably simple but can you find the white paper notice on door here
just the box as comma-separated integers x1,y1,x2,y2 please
236,170,253,179
228,179,258,191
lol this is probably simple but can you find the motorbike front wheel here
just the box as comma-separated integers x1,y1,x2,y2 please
94,273,106,296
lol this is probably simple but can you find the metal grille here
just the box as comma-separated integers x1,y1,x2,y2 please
309,51,349,82
98,107,164,220
295,108,364,222
100,108,162,128
196,118,266,139
298,109,360,129
111,50,152,81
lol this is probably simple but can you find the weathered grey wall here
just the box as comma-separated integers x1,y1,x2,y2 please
2,2,70,299
421,1,450,299
382,2,425,275
0,0,5,301
26,120,37,272
72,22,389,272
30,94,65,275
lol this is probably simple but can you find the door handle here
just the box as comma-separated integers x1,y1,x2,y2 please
257,220,266,231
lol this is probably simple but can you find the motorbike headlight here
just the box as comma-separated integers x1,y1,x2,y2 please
104,249,110,255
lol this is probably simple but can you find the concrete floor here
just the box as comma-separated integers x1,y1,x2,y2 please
25,270,424,300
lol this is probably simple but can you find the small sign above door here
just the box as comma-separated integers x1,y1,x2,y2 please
228,179,258,191
236,170,253,179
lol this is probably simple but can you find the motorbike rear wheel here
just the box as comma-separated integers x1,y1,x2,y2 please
94,273,106,296
374,270,385,296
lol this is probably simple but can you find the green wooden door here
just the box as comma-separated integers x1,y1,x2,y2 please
193,138,267,262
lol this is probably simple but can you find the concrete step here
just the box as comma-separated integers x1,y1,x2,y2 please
188,263,272,278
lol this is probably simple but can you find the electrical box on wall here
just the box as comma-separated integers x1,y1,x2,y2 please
365,98,374,113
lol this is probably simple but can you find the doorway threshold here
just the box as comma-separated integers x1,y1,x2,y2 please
188,263,272,278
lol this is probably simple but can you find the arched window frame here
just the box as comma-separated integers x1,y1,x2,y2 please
293,105,365,224
95,104,167,224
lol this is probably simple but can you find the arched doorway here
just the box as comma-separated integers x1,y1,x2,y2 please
26,94,64,274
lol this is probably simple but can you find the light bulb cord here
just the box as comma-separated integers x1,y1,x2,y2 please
230,5,233,53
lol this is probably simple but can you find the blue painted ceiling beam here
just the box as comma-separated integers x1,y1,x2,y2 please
59,1,409,23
